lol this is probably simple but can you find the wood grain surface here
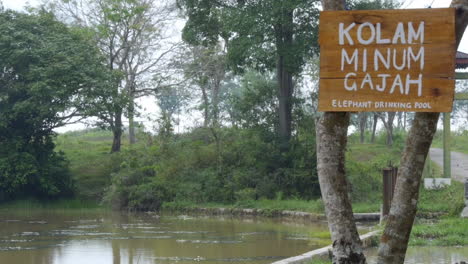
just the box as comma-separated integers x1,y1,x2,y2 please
318,8,456,112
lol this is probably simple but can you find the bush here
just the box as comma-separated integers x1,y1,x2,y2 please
102,123,319,211
0,137,73,201
235,188,257,202
346,159,381,202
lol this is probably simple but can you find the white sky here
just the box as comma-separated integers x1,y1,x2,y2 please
2,0,467,132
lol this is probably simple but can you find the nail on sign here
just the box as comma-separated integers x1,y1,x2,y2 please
318,8,456,112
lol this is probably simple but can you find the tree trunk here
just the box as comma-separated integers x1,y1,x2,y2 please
201,84,210,128
317,112,366,264
128,96,136,144
386,112,395,146
317,3,366,262
380,112,395,146
397,112,402,130
386,126,393,146
211,78,221,129
277,56,293,151
274,4,294,152
403,112,407,131
359,112,367,143
371,113,378,143
376,113,439,263
111,109,123,153
377,1,468,262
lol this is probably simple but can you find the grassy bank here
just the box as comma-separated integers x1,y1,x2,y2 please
55,129,130,200
160,181,464,217
54,129,464,216
411,217,468,246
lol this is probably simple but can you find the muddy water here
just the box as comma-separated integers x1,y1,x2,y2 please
366,246,468,263
0,209,334,264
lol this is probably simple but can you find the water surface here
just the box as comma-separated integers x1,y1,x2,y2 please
0,209,334,264
366,246,468,264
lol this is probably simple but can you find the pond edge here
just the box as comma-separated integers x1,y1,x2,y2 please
270,230,381,264
160,207,380,222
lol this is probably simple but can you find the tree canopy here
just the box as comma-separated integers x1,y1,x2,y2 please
179,0,320,75
0,9,111,200
178,0,321,149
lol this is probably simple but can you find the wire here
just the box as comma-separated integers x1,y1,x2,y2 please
428,0,437,8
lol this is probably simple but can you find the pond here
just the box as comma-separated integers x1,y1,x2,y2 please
0,209,336,264
366,246,468,264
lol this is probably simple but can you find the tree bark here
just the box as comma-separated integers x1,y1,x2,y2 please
128,94,136,144
376,113,439,263
379,112,395,146
377,1,468,262
317,2,366,263
317,112,366,264
359,112,367,143
274,4,294,152
371,113,378,143
397,112,402,130
403,112,407,131
200,83,210,128
277,56,293,151
111,109,123,153
385,112,395,146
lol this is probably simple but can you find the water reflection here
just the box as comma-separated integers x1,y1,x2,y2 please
366,246,468,264
0,209,333,264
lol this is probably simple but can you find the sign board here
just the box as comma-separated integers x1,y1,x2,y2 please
318,8,456,112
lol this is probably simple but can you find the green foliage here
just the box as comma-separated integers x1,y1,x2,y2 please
178,0,320,75
349,0,401,10
107,170,171,211
227,71,278,129
0,139,73,200
101,120,318,211
56,128,464,218
99,69,319,211
0,10,110,201
0,198,102,210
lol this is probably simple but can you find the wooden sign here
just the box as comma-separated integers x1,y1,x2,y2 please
318,8,456,112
